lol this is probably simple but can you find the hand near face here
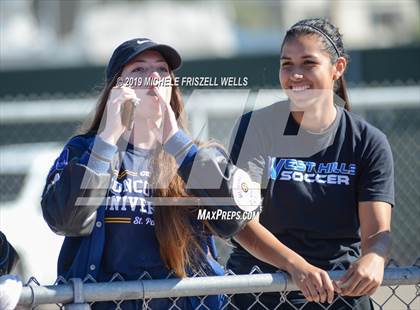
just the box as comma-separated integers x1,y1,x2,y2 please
145,74,178,144
99,86,140,145
111,50,179,145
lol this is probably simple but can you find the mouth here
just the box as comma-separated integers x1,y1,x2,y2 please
146,87,160,103
147,87,157,96
290,84,311,92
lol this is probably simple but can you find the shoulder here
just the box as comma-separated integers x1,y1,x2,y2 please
342,109,391,153
244,101,286,120
55,133,97,164
235,101,286,132
65,133,96,151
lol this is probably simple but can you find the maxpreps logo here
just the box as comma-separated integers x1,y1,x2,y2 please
270,158,356,185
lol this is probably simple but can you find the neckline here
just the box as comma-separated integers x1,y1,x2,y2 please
287,103,343,137
117,138,155,157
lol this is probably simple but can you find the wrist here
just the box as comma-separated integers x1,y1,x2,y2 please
99,130,121,145
362,244,390,261
164,127,178,144
284,254,307,274
362,251,387,263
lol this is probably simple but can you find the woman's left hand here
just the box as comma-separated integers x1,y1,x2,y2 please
146,74,178,144
333,253,385,297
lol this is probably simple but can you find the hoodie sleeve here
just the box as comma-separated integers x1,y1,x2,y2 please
41,135,117,236
164,130,261,239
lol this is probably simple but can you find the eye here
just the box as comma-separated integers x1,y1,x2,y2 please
281,61,292,67
158,66,169,73
303,60,317,65
132,67,146,73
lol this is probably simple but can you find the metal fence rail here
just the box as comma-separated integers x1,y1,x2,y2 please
17,265,420,309
2,85,419,309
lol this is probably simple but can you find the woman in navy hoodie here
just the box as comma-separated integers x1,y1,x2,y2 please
41,38,260,309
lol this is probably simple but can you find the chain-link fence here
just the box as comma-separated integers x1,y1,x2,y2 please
200,85,420,267
15,260,420,310
1,84,419,293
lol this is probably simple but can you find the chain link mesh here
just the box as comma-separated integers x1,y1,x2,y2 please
1,85,419,309
207,103,420,267
18,261,420,310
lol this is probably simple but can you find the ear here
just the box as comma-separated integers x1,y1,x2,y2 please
333,57,347,80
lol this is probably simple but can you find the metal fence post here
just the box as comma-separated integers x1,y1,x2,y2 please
63,278,90,310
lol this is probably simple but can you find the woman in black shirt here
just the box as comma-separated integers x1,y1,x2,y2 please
228,18,394,310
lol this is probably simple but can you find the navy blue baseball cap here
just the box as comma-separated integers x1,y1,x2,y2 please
106,38,182,82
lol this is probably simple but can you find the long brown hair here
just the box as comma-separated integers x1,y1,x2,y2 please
80,71,203,277
281,18,351,111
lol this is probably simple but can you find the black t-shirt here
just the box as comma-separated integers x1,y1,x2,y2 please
228,102,394,271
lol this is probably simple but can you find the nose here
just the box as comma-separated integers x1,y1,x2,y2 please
147,71,161,88
149,71,161,79
290,71,304,81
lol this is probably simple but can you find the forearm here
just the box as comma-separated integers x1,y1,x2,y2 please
42,137,115,236
361,230,391,260
234,219,307,273
164,130,260,238
42,163,111,236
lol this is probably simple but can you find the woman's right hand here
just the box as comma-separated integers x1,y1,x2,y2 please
99,86,139,145
287,257,335,304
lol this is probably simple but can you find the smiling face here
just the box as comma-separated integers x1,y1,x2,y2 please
120,50,172,120
279,34,345,110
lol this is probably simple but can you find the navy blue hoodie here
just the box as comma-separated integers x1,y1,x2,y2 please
41,130,256,309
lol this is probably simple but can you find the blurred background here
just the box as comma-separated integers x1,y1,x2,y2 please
0,0,419,285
